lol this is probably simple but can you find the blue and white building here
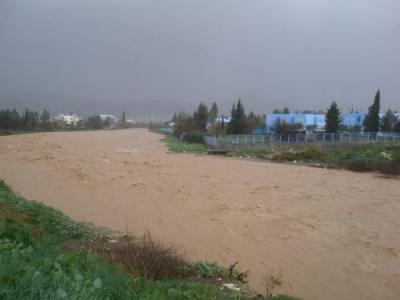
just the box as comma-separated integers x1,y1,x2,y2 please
265,112,400,133
340,113,366,127
265,113,325,133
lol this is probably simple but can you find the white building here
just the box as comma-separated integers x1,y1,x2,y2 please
53,113,81,125
215,116,231,124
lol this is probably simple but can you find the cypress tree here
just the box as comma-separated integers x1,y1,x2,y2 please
325,101,341,133
364,90,381,132
227,99,247,134
208,102,218,124
121,111,127,128
193,102,208,130
235,99,246,134
227,103,236,134
40,110,52,130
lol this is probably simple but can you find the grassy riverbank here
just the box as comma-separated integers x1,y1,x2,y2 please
0,180,298,299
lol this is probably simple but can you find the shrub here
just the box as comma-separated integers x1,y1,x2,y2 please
88,232,188,280
182,132,205,144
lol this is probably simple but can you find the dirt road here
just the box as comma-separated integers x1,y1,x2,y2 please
1,129,399,299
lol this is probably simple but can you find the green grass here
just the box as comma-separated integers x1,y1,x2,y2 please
271,143,400,174
0,180,300,299
162,135,206,153
0,181,232,299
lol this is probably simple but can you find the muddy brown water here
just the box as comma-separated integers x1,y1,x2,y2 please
1,129,399,300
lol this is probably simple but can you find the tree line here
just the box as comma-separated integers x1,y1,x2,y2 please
270,90,400,133
0,109,52,131
171,92,400,139
0,109,130,132
172,99,265,139
325,90,400,133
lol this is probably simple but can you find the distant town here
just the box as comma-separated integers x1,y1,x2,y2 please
1,91,400,135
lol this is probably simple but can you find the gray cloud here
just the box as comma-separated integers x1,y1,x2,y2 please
0,0,399,116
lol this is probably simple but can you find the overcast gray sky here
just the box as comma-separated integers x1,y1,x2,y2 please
0,0,399,116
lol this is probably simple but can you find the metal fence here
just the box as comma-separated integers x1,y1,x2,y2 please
204,132,400,149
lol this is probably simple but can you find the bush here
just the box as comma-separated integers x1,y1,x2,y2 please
182,132,205,144
88,232,188,280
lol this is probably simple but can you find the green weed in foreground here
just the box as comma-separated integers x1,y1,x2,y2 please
0,180,300,300
193,261,230,279
0,181,220,299
162,135,206,153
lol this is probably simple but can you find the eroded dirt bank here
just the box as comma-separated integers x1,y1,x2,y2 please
1,129,399,300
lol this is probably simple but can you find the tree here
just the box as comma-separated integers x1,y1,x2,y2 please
275,120,303,133
9,109,21,129
227,98,247,134
380,109,397,132
325,101,341,133
364,90,381,132
273,109,282,114
282,107,290,114
39,109,52,131
193,102,208,130
86,115,103,130
235,99,246,134
122,111,126,123
173,112,197,136
227,103,237,134
208,102,218,125
245,112,265,134
120,111,127,128
22,109,39,131
394,120,400,133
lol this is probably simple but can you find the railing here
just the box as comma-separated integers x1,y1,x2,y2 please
204,132,400,148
